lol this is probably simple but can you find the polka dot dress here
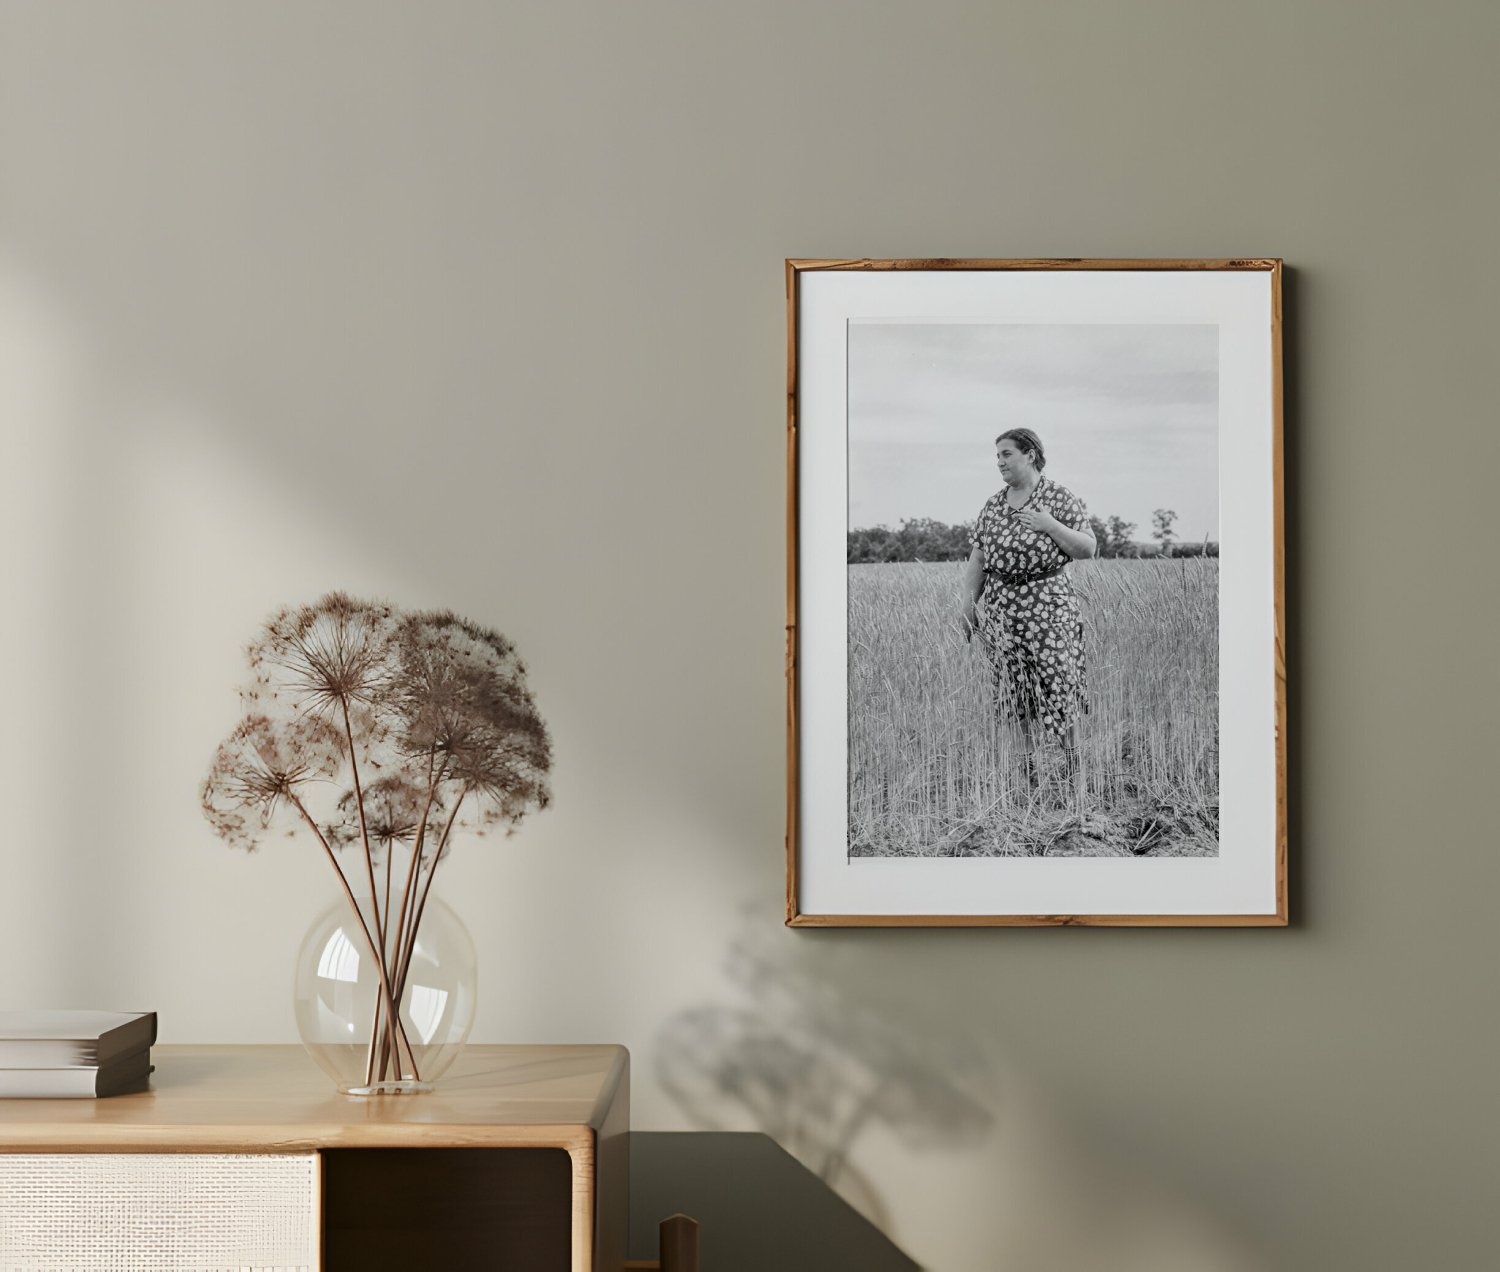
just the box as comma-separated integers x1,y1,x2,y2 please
970,477,1090,735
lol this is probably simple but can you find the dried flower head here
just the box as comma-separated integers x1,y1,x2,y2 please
245,592,397,721
391,611,552,835
202,714,346,851
326,774,445,861
206,595,551,856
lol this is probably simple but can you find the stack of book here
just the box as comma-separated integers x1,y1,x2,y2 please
0,1010,157,1098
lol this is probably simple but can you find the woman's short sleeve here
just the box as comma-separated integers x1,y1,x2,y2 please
969,497,994,565
1051,483,1089,531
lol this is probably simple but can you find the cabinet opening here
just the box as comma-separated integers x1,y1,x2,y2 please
321,1147,573,1271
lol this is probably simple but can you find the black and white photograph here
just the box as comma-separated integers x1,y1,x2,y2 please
846,322,1220,860
787,260,1285,925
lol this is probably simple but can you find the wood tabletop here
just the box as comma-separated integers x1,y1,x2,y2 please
0,1044,629,1153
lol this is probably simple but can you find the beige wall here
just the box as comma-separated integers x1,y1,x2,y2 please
2,3,1495,1269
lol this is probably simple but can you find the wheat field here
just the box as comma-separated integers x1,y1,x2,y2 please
847,559,1219,857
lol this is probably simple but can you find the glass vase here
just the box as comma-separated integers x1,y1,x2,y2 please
293,892,477,1095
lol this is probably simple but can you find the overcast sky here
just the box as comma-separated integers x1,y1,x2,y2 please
848,323,1219,542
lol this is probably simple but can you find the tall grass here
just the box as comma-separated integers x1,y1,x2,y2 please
847,559,1218,857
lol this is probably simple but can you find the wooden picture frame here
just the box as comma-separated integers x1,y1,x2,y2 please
786,259,1286,927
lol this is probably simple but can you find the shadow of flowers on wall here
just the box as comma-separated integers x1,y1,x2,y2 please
654,911,996,1228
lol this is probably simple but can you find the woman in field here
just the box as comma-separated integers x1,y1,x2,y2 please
961,428,1095,804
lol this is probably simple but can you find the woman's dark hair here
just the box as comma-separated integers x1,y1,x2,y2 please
995,428,1046,471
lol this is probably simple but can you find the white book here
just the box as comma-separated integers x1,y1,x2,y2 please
0,1010,157,1068
0,1048,153,1098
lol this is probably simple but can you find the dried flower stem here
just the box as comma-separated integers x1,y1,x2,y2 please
364,847,398,1085
395,783,470,1003
340,699,385,948
287,790,414,1081
382,852,393,959
338,698,393,1089
387,750,441,987
372,748,443,1083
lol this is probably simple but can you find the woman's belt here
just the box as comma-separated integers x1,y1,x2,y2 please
988,563,1066,588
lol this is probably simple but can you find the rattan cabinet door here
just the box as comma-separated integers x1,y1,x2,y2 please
0,1153,320,1271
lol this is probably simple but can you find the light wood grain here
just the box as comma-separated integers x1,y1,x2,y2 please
1270,261,1289,924
787,912,1289,927
594,1048,630,1272
0,1045,629,1272
784,257,1289,927
785,257,802,926
0,1044,627,1153
786,256,1281,273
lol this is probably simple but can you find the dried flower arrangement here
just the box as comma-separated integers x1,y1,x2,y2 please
202,593,551,1088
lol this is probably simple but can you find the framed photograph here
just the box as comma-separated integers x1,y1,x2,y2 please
785,258,1286,927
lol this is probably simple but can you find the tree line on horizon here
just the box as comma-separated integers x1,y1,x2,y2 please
847,510,1218,564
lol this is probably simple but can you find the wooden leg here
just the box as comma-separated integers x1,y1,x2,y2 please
660,1213,700,1272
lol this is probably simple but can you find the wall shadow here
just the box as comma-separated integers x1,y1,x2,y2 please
653,907,997,1231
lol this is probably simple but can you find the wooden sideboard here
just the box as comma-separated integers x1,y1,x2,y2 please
0,1043,630,1272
